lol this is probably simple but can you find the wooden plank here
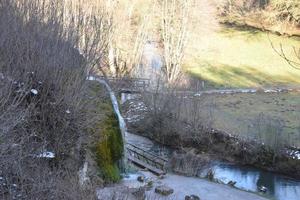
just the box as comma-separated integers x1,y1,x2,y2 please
126,148,166,167
126,143,168,162
127,155,166,176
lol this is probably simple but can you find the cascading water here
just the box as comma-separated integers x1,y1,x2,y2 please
88,76,128,172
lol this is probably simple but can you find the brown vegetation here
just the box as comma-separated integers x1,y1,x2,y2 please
0,0,110,199
125,88,300,178
218,0,300,36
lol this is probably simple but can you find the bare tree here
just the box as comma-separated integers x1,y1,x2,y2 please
160,0,190,85
105,0,153,78
270,41,300,69
0,0,110,199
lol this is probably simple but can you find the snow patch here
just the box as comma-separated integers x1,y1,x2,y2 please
79,161,90,186
87,76,95,81
37,151,55,158
289,150,300,160
30,89,38,95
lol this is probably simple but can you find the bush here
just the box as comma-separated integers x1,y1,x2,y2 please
0,0,109,199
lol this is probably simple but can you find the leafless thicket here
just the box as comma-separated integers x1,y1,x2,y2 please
139,87,215,148
169,150,210,176
160,0,190,85
0,0,110,199
271,41,300,69
104,0,154,78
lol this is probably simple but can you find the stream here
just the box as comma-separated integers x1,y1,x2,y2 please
122,92,300,200
128,129,300,200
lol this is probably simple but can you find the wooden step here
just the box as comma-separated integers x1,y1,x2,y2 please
127,155,166,176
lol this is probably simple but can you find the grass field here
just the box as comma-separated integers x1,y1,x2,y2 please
195,92,300,148
185,25,300,89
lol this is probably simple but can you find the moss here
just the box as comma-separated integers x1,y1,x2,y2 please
94,113,124,183
86,82,124,183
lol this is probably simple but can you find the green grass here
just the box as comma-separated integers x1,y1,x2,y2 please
185,25,300,88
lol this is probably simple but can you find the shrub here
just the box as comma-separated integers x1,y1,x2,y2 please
0,0,109,199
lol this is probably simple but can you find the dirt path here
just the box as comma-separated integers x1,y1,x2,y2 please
148,173,269,200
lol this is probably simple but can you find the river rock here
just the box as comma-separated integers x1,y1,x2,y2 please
158,175,165,179
137,176,145,182
185,194,200,200
227,180,237,187
258,185,268,193
154,185,174,196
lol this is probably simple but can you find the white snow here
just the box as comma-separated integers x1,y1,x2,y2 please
37,151,55,158
30,89,38,95
87,76,95,81
78,161,90,186
264,89,277,93
289,150,300,160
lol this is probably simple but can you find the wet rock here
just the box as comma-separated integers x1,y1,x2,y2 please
154,185,174,196
258,186,268,193
206,169,214,181
145,180,153,190
227,180,237,187
137,176,145,182
185,195,200,200
158,175,165,179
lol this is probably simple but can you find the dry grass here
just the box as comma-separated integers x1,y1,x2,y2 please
179,92,300,148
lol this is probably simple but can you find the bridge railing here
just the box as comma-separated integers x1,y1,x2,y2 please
95,75,150,92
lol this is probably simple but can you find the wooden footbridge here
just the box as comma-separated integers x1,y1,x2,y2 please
126,143,168,176
96,75,151,93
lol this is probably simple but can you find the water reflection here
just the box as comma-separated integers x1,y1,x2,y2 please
212,164,300,200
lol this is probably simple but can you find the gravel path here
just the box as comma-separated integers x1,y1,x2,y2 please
146,173,269,200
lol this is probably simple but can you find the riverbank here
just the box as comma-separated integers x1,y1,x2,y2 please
121,93,300,179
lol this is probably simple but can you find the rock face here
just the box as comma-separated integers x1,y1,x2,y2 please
154,185,174,196
185,195,201,200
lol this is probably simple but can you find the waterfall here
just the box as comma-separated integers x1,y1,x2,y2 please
88,76,128,172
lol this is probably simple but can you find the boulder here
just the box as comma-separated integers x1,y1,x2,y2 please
185,195,200,200
154,185,174,196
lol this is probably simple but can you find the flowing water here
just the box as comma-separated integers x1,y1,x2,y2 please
204,163,300,200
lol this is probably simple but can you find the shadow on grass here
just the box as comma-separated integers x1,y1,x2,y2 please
218,24,264,41
188,63,300,89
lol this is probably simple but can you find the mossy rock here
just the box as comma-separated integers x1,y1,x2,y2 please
94,113,124,183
